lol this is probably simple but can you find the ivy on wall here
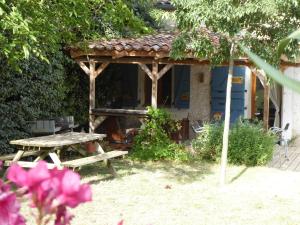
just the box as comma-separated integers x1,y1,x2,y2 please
0,0,157,154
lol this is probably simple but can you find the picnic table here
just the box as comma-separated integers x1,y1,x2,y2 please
2,132,128,177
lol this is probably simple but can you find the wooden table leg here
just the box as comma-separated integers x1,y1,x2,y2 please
34,151,49,162
49,152,63,169
107,160,117,177
2,149,25,179
11,150,25,162
95,141,118,177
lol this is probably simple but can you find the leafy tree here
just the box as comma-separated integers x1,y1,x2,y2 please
0,0,156,153
0,0,153,65
241,29,300,93
171,0,300,64
171,0,300,185
0,53,67,153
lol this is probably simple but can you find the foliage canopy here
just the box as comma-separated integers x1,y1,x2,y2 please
171,0,300,65
0,0,153,65
0,0,155,153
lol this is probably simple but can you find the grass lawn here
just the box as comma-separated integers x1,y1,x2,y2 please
22,159,300,225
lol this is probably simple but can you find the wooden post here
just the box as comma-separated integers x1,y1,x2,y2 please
263,83,270,130
76,60,109,133
89,60,96,133
220,43,235,186
152,62,158,108
251,71,257,118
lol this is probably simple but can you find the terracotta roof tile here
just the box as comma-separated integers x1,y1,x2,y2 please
87,33,176,54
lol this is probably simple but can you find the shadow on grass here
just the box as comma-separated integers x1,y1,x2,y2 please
78,158,214,185
229,167,248,183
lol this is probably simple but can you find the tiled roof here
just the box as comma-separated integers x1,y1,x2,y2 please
86,33,175,53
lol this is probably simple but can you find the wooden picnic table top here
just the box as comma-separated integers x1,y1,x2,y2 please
10,132,106,148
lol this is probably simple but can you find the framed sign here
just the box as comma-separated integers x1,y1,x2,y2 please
232,77,243,84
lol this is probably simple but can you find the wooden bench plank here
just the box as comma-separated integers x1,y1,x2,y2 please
92,108,148,117
62,151,128,168
0,150,40,161
5,161,56,169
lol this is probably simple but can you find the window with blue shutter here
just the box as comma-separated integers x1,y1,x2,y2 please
174,65,190,109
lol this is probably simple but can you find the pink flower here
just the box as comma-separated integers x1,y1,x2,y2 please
0,182,25,225
7,164,28,187
117,220,124,225
7,161,50,190
56,170,92,208
7,161,92,223
54,206,74,225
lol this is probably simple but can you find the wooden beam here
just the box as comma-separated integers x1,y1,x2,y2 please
74,56,254,66
263,83,270,130
151,62,158,108
138,63,153,80
77,61,90,76
251,71,257,118
158,64,173,79
250,67,266,88
89,60,96,133
95,62,109,78
70,49,170,59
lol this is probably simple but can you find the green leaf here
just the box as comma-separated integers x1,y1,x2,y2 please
240,44,300,94
22,45,29,59
277,29,300,56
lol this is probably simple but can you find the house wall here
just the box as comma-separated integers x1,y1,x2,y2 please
282,67,300,140
137,65,211,138
137,64,252,139
169,65,211,138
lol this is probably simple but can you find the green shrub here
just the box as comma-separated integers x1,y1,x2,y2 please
131,107,189,161
192,120,276,166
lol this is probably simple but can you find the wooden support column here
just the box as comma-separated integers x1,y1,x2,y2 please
138,63,173,109
151,62,158,108
251,71,257,118
263,83,270,130
89,60,96,133
76,60,109,133
250,67,270,130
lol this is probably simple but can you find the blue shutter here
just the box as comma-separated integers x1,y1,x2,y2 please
211,66,246,123
174,65,190,109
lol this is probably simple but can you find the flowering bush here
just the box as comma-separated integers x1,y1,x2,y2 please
0,161,91,225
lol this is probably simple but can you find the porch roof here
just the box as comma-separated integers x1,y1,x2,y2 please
69,32,298,67
69,32,255,66
70,33,176,59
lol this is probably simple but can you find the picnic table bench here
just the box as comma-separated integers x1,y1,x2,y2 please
2,132,128,177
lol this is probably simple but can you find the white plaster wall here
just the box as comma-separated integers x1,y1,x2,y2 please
167,65,211,138
282,67,300,140
244,66,252,118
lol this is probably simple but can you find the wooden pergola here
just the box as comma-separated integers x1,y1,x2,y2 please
69,33,275,132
